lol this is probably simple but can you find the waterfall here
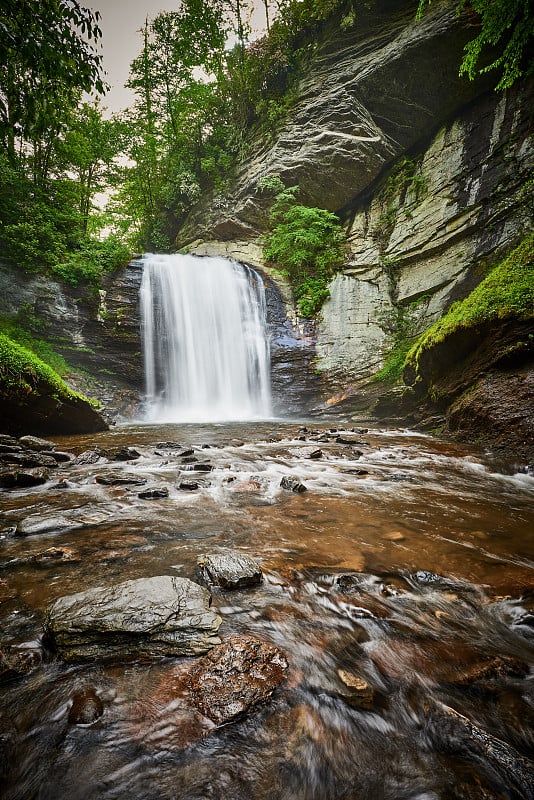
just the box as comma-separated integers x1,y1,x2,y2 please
139,253,272,422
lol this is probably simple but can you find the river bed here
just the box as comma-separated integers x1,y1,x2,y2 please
1,420,533,799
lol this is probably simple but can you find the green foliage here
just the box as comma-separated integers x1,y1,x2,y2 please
0,0,106,158
51,236,131,288
264,186,346,317
416,0,534,90
374,296,430,383
0,333,90,405
405,233,534,374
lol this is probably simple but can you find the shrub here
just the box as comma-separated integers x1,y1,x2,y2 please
264,187,346,317
51,235,131,288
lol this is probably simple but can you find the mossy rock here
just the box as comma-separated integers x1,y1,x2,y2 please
0,334,107,435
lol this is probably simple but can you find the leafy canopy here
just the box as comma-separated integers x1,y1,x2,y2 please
417,0,534,90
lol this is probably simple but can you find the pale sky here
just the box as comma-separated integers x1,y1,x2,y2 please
88,1,268,114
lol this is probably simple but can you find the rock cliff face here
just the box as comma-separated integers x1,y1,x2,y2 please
179,0,533,457
0,259,144,419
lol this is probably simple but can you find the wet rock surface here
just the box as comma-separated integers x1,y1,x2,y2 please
0,646,41,683
188,635,288,725
0,422,533,800
197,551,263,590
68,688,104,725
44,576,222,661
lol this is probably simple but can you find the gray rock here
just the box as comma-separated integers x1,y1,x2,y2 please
188,635,288,724
280,475,307,493
17,514,74,537
74,448,104,465
137,486,169,499
94,471,146,486
0,468,50,488
197,551,263,590
18,435,55,451
44,575,222,662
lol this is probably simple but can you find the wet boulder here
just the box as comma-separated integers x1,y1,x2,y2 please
137,485,169,499
111,446,141,461
2,451,58,468
94,471,147,486
0,467,50,488
18,435,55,451
280,475,307,493
188,635,288,725
197,551,263,590
44,575,222,662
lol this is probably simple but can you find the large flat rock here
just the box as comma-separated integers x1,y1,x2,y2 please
44,576,222,662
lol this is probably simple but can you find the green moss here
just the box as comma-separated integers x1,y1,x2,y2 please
0,333,94,406
405,233,534,375
0,318,71,376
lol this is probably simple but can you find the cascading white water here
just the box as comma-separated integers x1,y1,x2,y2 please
139,253,272,422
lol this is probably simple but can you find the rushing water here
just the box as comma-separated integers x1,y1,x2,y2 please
139,254,272,423
1,420,533,800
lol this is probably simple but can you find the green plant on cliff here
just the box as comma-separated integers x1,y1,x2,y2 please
374,296,430,383
405,233,534,377
417,0,534,90
263,185,346,317
0,334,94,406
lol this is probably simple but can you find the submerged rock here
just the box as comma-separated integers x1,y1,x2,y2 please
0,646,41,683
44,575,222,662
68,688,104,725
197,551,263,590
188,635,288,725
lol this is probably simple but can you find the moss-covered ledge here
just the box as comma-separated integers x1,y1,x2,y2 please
0,334,108,435
399,234,534,460
403,234,534,399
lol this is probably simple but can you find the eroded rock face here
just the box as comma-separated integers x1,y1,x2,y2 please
179,0,492,241
188,635,288,725
44,576,222,662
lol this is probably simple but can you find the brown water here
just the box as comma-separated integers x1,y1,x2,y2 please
1,421,533,799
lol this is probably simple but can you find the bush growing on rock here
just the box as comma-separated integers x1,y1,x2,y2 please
264,185,346,317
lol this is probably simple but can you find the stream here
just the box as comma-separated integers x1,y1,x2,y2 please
1,420,533,799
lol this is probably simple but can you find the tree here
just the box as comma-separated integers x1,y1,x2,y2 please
0,0,106,161
417,0,534,90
